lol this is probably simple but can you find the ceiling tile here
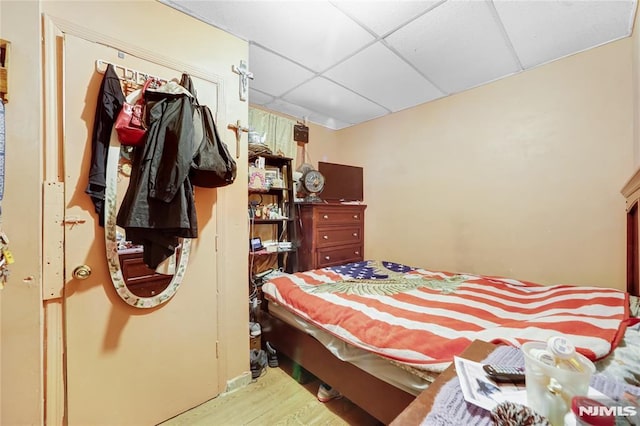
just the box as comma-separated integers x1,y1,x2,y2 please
283,77,388,125
251,2,375,72
324,42,444,112
171,1,375,72
263,98,351,130
494,0,636,69
249,45,315,97
331,0,441,36
309,116,353,131
385,0,521,94
262,98,314,121
248,89,275,106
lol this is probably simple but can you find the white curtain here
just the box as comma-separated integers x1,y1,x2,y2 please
249,108,297,162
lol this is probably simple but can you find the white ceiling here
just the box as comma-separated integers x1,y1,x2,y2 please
160,0,637,130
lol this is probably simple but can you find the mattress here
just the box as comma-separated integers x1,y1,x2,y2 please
269,301,640,394
262,260,629,370
267,301,435,396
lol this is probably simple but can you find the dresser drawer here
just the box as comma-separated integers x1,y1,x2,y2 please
118,251,173,297
316,244,363,268
315,225,362,248
297,203,366,271
313,206,363,225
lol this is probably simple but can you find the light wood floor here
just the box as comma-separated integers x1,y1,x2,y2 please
159,356,382,426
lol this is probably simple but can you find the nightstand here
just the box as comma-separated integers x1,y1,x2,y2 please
390,340,498,425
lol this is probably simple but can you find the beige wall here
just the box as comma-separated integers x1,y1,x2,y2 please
1,1,46,424
334,39,633,290
296,122,340,169
1,1,249,424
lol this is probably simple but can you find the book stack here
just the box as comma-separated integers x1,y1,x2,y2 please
263,241,292,252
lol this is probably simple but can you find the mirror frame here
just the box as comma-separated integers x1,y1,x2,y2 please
104,140,191,308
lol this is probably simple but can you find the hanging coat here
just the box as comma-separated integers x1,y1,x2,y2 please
116,81,198,268
86,64,125,226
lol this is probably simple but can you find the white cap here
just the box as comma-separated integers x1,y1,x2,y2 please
530,348,556,366
547,336,576,359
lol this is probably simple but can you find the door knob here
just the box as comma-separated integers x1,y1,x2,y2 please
72,265,92,280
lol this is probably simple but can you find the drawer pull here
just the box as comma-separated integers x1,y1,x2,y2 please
325,256,331,260
352,232,358,237
353,215,359,219
323,214,329,219
323,235,329,240
354,251,360,256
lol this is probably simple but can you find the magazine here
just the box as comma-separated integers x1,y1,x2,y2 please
454,356,528,411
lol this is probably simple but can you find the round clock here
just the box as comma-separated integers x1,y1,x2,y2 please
301,169,325,202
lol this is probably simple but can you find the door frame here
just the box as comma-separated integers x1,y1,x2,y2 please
41,14,227,424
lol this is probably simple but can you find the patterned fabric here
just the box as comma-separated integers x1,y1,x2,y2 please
262,260,629,371
310,261,466,296
491,401,550,426
630,295,639,317
595,322,640,387
329,260,415,278
422,345,640,426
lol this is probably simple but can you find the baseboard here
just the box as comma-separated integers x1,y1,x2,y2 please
223,371,252,395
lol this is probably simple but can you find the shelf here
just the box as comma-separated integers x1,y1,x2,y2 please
248,153,293,166
252,218,294,224
250,248,297,256
249,187,289,195
248,155,298,274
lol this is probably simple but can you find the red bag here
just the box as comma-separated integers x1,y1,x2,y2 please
115,79,154,146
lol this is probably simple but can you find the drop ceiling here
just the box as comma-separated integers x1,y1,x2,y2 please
160,0,637,130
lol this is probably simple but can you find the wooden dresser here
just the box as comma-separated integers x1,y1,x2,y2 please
297,203,366,270
118,248,172,297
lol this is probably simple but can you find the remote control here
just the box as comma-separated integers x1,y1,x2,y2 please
483,364,526,383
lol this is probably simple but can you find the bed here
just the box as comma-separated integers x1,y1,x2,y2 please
260,259,640,424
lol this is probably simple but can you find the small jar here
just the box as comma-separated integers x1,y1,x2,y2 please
547,336,583,372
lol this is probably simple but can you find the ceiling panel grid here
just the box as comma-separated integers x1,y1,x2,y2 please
161,0,637,130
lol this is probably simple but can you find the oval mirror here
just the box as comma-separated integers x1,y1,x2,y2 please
104,142,190,308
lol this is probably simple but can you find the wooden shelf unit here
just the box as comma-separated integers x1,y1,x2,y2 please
248,154,298,274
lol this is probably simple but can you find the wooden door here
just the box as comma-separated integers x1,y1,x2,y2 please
62,34,221,425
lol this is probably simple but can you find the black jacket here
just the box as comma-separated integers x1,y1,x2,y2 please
116,82,198,268
86,64,125,226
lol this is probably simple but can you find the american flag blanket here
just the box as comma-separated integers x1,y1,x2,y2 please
262,260,630,371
